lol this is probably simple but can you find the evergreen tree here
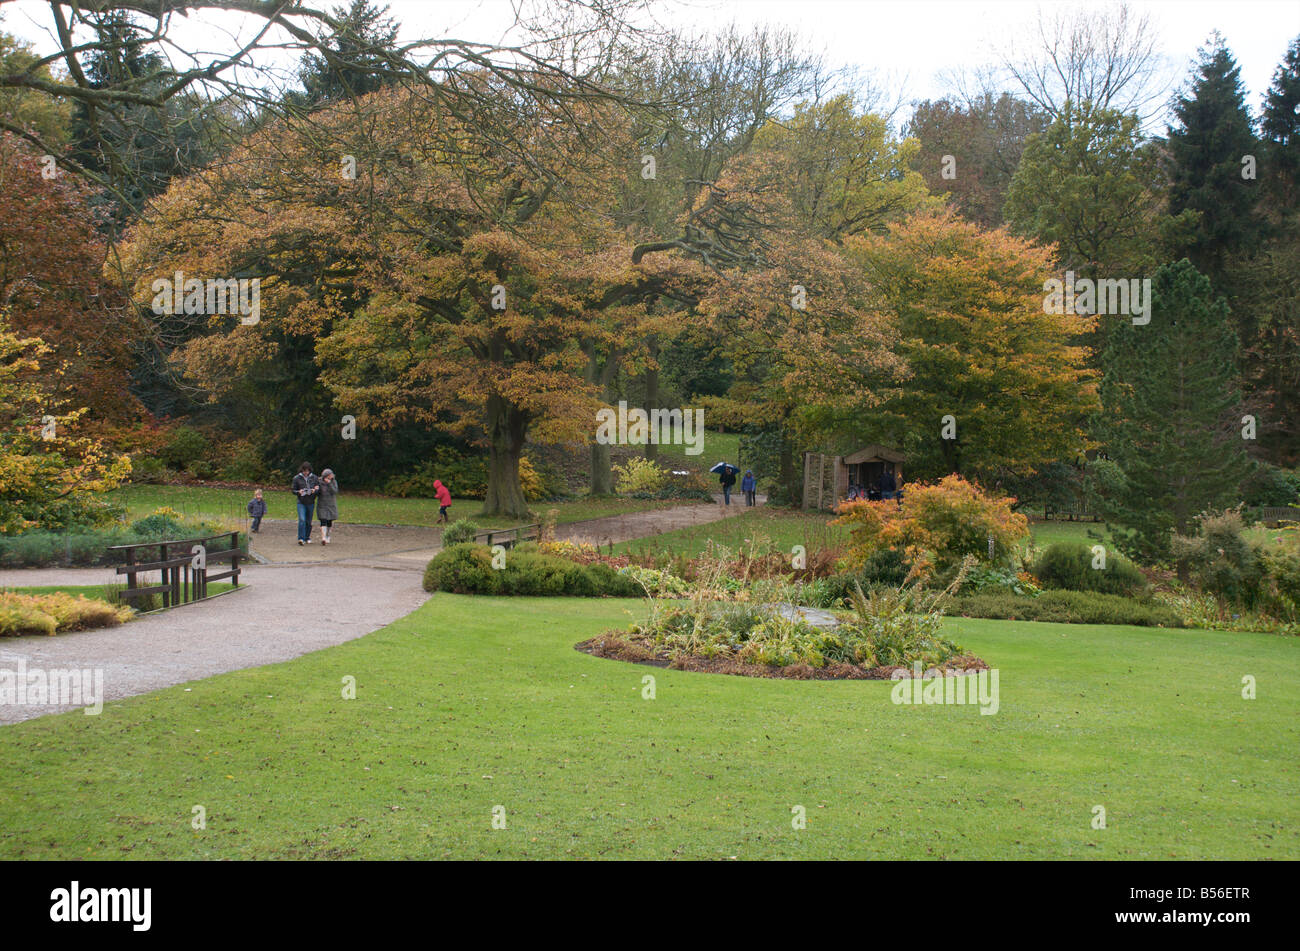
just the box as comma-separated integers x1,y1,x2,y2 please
1261,35,1300,222
1094,260,1251,562
1241,34,1300,465
293,0,400,107
1166,35,1264,283
68,12,212,226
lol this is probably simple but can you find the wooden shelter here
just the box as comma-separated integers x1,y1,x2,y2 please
802,445,905,511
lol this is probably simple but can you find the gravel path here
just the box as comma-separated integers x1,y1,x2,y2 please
556,493,765,547
0,563,427,725
0,495,762,725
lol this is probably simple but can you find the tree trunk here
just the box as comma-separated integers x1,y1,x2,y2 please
590,441,613,495
584,341,617,495
644,339,660,461
481,395,530,518
778,436,798,507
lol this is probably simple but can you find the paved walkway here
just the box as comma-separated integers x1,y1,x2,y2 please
243,494,763,567
0,494,763,724
0,563,427,725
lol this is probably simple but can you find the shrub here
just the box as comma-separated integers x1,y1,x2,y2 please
422,544,640,597
0,517,242,568
160,426,210,471
518,456,547,501
1032,542,1148,597
128,455,171,484
833,475,1029,573
423,544,500,594
1242,464,1300,508
613,456,667,494
0,592,133,636
1171,509,1266,609
1261,545,1300,619
441,519,481,546
947,589,1183,627
216,440,269,483
130,511,187,537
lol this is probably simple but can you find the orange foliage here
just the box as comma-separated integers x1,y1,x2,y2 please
832,474,1029,573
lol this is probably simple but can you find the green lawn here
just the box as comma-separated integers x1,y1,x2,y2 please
1028,518,1112,549
613,507,848,557
651,430,744,468
110,484,692,530
0,593,1294,859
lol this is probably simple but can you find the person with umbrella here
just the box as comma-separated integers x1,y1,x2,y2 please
710,461,739,506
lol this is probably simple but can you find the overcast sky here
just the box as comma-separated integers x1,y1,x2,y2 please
3,0,1297,131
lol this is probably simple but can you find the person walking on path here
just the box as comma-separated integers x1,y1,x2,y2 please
247,489,267,533
433,479,452,524
719,465,736,506
292,462,320,545
741,470,757,507
316,469,340,545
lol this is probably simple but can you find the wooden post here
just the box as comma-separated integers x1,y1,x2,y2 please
817,454,825,511
160,543,170,608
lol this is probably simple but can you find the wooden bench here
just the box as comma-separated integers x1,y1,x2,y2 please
471,524,540,549
108,531,242,609
1043,502,1099,522
1260,506,1300,524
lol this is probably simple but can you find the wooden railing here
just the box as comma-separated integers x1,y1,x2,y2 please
471,524,539,549
108,531,243,609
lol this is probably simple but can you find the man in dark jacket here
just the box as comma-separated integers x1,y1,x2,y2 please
291,462,320,545
719,466,737,505
881,468,898,500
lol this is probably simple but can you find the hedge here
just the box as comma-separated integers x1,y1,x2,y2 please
423,543,641,597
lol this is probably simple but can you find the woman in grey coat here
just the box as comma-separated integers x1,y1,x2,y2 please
316,468,340,545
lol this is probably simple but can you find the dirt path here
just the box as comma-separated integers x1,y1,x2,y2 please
0,563,427,725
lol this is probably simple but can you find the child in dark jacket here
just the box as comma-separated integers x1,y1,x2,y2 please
247,489,267,533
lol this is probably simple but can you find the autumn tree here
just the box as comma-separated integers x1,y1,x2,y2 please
841,210,1099,482
0,315,132,534
632,95,932,502
0,29,72,145
0,134,139,422
908,92,1048,228
119,78,701,515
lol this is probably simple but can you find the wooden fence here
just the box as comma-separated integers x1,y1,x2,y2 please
472,524,540,549
109,531,243,609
